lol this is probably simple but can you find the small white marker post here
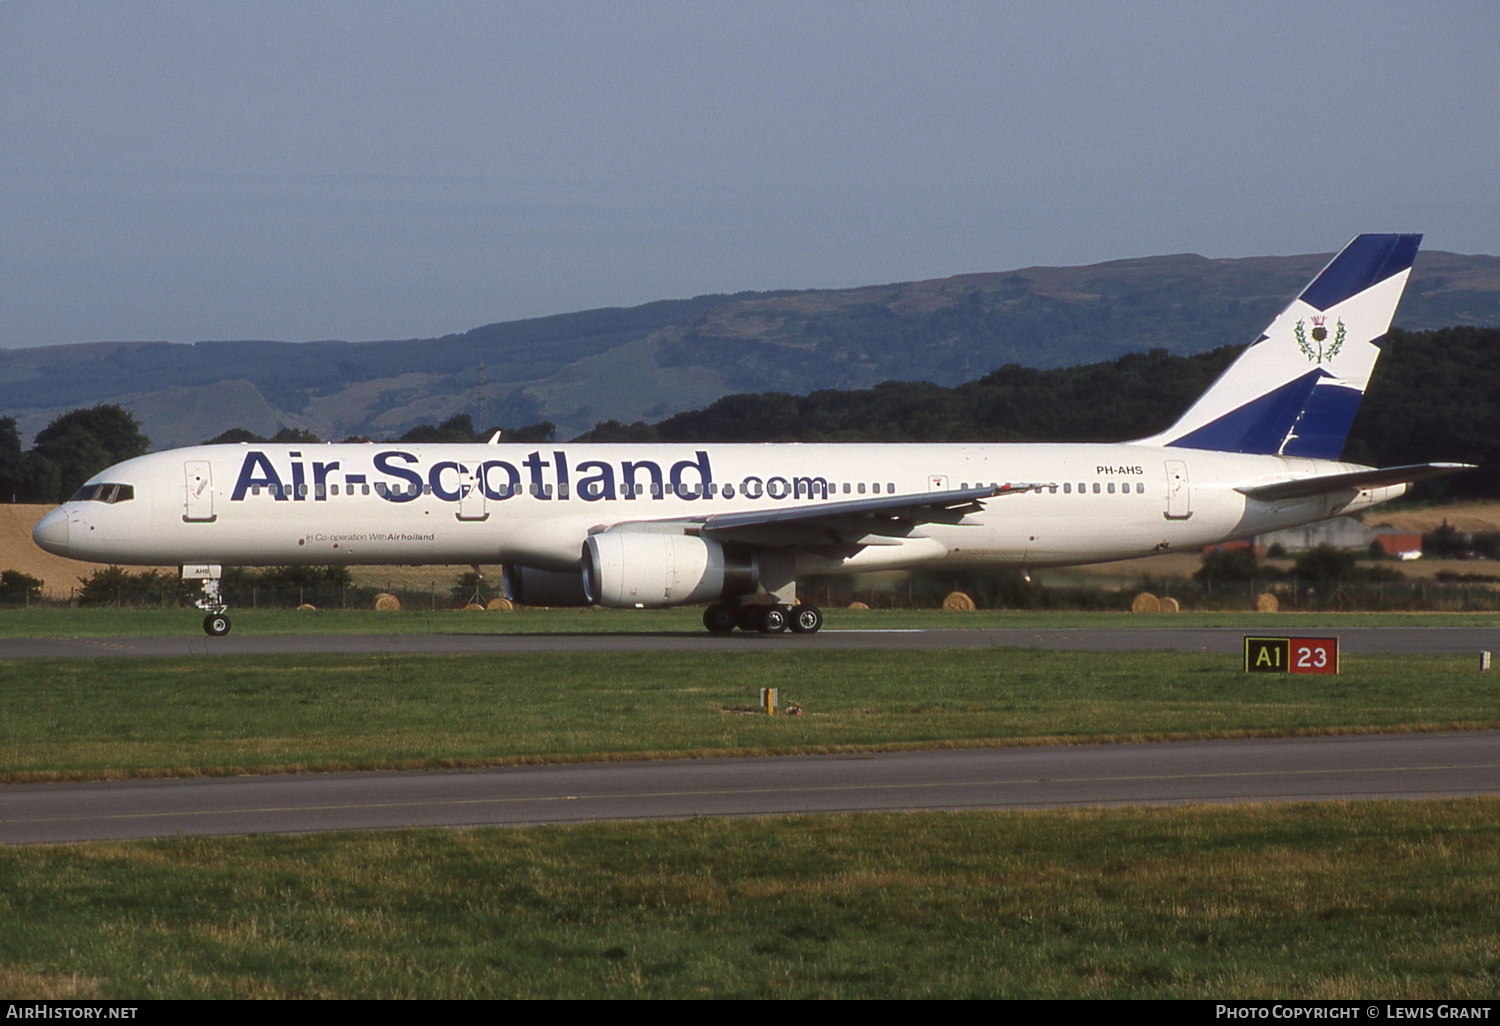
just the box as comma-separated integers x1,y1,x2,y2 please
760,687,779,716
1481,651,1492,671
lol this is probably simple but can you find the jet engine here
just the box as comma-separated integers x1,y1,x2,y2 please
501,564,591,607
583,532,757,609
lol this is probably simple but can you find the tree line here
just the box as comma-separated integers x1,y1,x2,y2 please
579,327,1500,499
4,326,1495,504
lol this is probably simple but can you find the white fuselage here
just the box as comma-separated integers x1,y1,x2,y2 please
40,441,1403,574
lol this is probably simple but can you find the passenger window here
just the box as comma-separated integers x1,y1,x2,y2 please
1063,483,1072,494
1092,483,1100,494
858,483,866,495
1108,482,1115,494
362,484,371,495
1137,483,1145,494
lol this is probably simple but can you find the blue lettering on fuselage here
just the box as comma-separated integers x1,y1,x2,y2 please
231,452,288,501
225,449,847,506
374,451,423,503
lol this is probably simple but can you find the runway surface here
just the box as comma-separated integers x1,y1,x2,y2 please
2,731,1497,844
0,625,1498,658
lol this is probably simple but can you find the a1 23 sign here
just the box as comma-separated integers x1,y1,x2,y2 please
1244,636,1340,675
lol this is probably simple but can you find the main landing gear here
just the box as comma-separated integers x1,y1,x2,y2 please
703,550,821,635
703,601,823,635
185,564,231,636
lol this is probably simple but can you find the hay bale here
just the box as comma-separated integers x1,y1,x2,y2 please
296,603,316,611
1131,592,1161,613
942,591,976,611
373,592,401,612
1254,592,1280,613
847,601,870,610
1160,596,1181,613
464,602,485,611
486,597,514,611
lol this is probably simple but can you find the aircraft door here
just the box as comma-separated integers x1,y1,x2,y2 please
1164,460,1192,520
184,461,216,522
457,464,488,522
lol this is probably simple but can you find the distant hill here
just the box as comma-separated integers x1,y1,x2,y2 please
4,248,1498,447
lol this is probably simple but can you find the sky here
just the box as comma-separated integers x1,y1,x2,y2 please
2,0,1497,350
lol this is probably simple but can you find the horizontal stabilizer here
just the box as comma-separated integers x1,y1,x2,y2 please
1235,463,1474,502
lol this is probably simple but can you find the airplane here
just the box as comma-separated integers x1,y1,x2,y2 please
33,233,1471,637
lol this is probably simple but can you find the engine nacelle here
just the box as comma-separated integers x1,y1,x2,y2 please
583,532,756,609
502,565,591,607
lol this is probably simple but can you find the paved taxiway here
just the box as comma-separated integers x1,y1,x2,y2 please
3,731,1497,844
0,625,1497,658
4,627,1496,843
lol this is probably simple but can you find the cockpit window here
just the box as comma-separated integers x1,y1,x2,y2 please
69,483,135,504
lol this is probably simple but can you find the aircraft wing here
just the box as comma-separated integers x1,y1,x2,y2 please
703,484,1033,529
1236,463,1474,502
691,483,1039,547
589,483,1038,548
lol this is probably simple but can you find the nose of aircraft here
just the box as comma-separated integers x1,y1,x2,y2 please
32,508,70,556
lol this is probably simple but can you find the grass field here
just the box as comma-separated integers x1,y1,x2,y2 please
3,648,1497,782
4,801,1499,998
4,609,1499,998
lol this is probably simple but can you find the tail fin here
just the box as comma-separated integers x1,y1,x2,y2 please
1137,233,1421,460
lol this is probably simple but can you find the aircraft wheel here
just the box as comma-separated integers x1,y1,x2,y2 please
203,613,231,637
790,604,823,634
757,605,789,634
703,603,737,633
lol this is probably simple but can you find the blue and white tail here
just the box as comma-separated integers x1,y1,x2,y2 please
1137,233,1421,460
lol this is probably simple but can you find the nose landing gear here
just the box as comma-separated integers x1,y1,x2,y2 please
184,564,231,637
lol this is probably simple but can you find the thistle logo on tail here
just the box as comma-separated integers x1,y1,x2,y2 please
1294,316,1345,364
1136,233,1421,461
